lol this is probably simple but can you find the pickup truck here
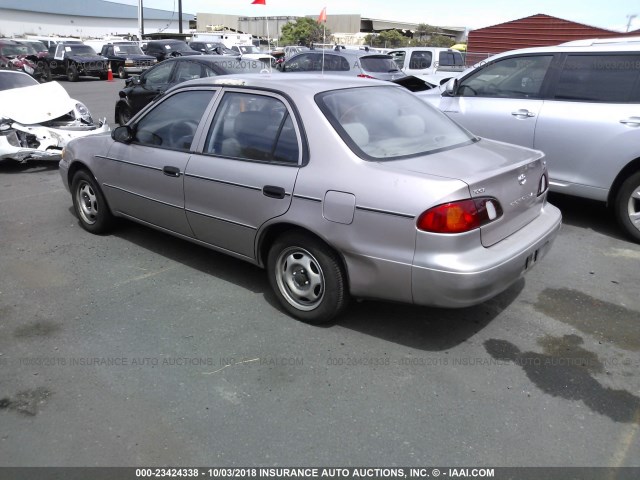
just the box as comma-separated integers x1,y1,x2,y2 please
46,43,108,81
100,42,156,79
388,47,465,85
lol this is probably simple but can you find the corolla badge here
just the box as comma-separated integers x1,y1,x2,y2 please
518,173,527,185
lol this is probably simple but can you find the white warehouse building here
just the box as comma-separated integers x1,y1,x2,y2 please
0,0,193,39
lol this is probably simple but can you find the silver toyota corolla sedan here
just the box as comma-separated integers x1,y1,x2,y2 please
59,74,562,324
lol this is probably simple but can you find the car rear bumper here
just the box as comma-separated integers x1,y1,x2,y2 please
411,203,562,307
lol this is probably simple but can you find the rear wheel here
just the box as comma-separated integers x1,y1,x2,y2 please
71,170,114,234
67,64,79,82
614,171,640,242
267,232,348,324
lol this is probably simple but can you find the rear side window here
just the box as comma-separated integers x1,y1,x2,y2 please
438,51,464,67
359,56,400,73
553,54,640,103
409,51,433,69
204,92,300,164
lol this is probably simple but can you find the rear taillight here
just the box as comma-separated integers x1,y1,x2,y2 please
538,173,548,196
417,198,503,234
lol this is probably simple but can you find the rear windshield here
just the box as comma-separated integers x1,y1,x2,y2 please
359,55,402,73
317,86,475,160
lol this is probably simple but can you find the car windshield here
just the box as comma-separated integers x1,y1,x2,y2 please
237,45,261,55
0,45,27,56
317,86,475,160
0,72,39,91
167,42,194,53
359,56,402,73
67,45,98,55
114,45,144,55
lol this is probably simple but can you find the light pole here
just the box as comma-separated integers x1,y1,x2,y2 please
138,0,144,39
626,14,637,32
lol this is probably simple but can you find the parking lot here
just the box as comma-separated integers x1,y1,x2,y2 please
0,77,639,468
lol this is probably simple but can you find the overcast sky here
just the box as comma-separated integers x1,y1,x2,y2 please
109,0,640,32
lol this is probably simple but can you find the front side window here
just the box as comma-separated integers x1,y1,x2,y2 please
553,54,640,103
143,61,174,85
204,92,300,164
458,55,553,98
133,90,214,151
317,86,475,160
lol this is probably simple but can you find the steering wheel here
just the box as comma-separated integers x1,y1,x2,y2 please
168,120,199,149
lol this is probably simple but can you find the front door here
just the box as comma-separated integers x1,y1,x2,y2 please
437,54,554,148
102,89,217,237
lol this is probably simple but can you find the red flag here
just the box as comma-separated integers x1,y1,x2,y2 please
251,0,266,4
318,7,327,23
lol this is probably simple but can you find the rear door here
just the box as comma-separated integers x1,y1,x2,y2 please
437,54,554,147
534,52,640,199
184,89,302,260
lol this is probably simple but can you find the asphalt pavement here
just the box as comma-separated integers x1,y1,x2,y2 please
0,76,638,469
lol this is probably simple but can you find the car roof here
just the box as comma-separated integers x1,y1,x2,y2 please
173,72,397,95
305,49,391,58
480,39,640,62
147,39,187,44
388,47,458,52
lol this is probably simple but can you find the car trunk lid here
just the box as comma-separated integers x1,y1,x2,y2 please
388,138,547,246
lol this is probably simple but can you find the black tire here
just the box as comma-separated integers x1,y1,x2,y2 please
67,64,79,82
267,232,348,324
71,170,114,234
41,64,52,82
117,104,133,126
614,171,640,242
118,66,127,79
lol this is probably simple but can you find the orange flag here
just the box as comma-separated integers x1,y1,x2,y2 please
251,0,266,4
318,7,327,23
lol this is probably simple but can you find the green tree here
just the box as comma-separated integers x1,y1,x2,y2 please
415,23,433,42
279,17,329,47
377,30,408,48
424,34,456,48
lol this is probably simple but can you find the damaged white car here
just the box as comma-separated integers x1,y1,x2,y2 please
0,70,109,163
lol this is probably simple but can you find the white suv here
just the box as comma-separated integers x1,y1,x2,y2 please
419,37,640,241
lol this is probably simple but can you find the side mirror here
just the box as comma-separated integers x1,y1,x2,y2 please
112,125,134,143
444,77,458,96
131,76,142,85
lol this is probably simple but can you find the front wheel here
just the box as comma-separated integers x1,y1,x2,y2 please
267,232,348,324
118,66,127,79
614,171,640,242
71,170,114,234
67,64,79,82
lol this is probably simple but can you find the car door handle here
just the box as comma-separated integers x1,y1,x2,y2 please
511,109,536,118
163,166,181,177
620,117,640,127
262,185,286,199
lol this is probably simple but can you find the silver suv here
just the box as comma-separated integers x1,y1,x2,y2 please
279,48,406,81
419,37,640,241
